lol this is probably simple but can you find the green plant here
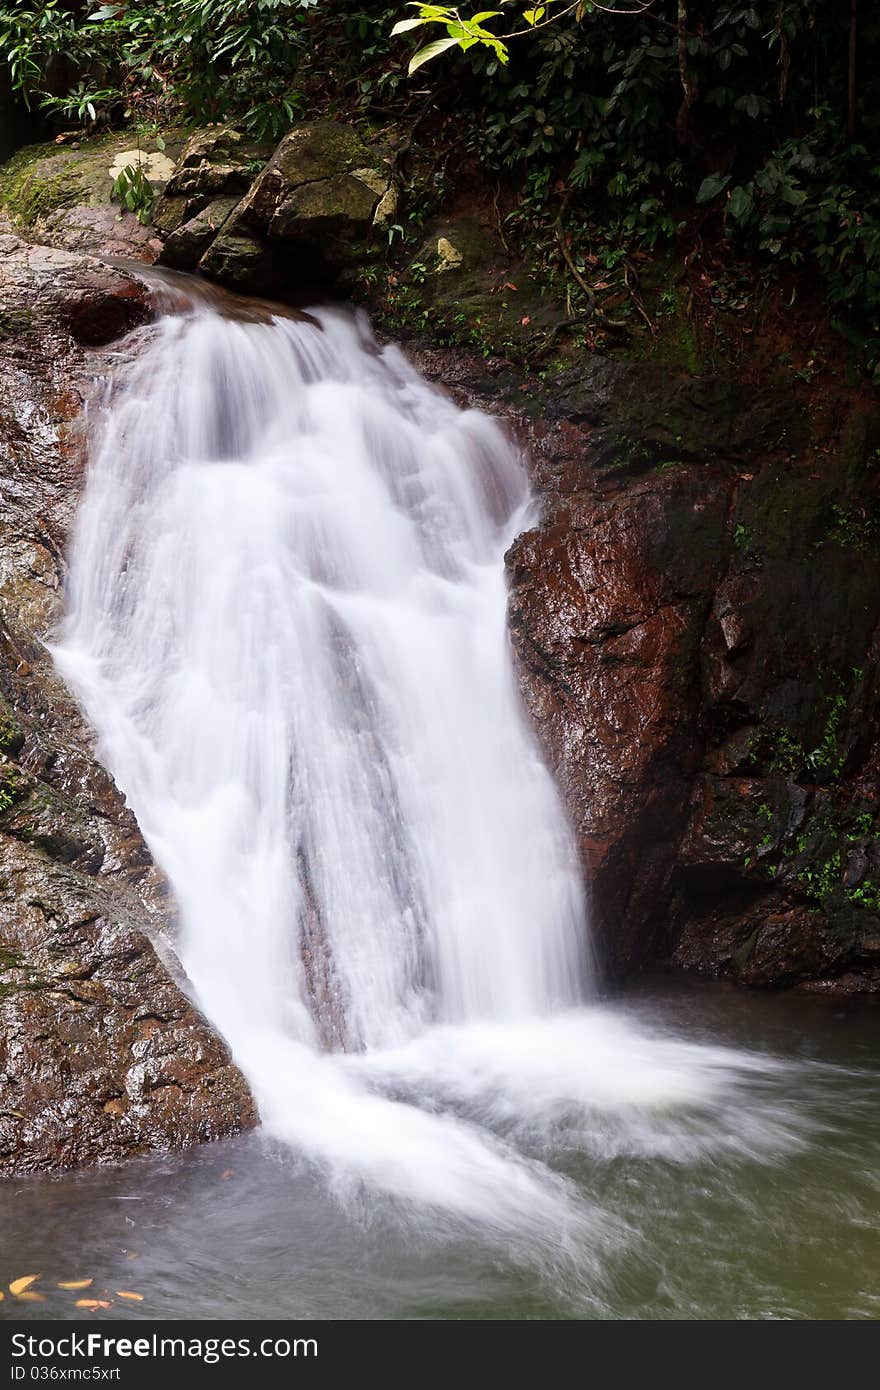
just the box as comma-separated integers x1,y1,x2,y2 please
733,521,762,565
0,702,22,754
805,693,848,780
39,81,121,126
847,810,875,841
0,761,21,815
390,1,651,75
0,2,92,107
111,161,153,223
824,502,879,552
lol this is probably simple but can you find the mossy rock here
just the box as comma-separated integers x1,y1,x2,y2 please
198,229,269,292
383,218,569,357
152,125,272,245
270,121,385,187
194,121,394,294
159,195,240,270
0,130,184,253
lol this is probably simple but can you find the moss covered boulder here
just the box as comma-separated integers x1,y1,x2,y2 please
191,121,395,294
0,131,183,261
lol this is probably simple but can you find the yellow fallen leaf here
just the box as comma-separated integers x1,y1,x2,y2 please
75,1299,111,1310
58,1279,94,1290
16,1292,45,1303
115,1290,143,1301
0,1291,4,1301
10,1275,40,1296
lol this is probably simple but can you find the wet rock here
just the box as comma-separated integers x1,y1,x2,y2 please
158,195,240,271
408,341,880,993
0,840,257,1176
507,457,729,977
510,367,880,989
0,233,257,1173
152,126,270,250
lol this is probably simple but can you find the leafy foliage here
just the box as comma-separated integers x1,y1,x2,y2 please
382,2,880,370
111,160,153,223
0,1,317,139
390,2,652,74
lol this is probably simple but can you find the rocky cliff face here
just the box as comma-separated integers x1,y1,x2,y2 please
0,230,257,1174
411,347,880,993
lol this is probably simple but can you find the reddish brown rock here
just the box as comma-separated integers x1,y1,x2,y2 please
0,840,257,1175
0,232,257,1175
410,345,880,993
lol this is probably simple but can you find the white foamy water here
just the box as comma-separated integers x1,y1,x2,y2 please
54,294,813,1284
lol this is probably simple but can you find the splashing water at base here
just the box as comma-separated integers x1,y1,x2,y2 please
53,292,825,1292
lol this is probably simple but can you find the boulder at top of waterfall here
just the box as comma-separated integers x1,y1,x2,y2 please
158,195,242,271
0,131,185,262
151,126,272,242
190,121,395,294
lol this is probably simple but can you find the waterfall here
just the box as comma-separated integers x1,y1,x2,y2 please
54,288,806,1277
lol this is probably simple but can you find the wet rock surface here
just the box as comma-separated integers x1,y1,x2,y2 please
0,840,257,1176
409,345,880,992
0,231,257,1174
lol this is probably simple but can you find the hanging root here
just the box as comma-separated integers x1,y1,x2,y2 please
623,257,656,335
554,227,630,333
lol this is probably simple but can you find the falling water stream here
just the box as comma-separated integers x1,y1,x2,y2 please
32,280,879,1317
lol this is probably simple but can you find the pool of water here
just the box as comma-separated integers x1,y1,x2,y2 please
1,977,878,1321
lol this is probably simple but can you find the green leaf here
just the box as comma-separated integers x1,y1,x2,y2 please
728,184,753,221
696,173,731,203
391,18,426,34
408,36,459,74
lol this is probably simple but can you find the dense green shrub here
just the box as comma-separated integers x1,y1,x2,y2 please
0,1,317,138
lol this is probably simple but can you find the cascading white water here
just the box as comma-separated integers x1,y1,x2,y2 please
55,289,810,1281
